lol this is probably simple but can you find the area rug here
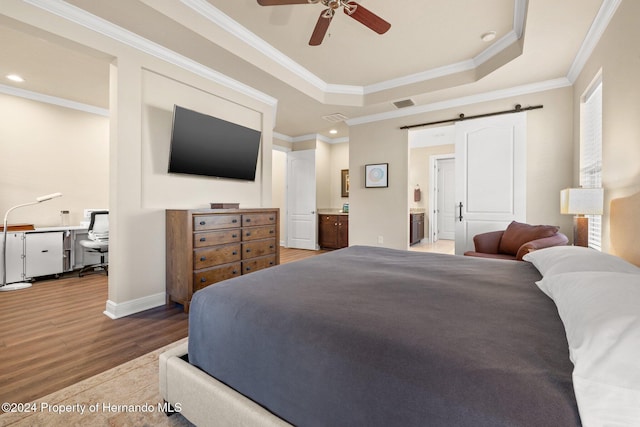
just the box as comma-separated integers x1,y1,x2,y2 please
0,338,192,427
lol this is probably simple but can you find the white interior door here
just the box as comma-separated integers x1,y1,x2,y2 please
287,150,317,250
436,158,456,240
454,113,527,255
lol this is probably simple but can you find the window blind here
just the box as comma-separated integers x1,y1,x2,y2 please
580,79,603,250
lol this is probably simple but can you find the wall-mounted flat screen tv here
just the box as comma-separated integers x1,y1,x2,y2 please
168,105,262,181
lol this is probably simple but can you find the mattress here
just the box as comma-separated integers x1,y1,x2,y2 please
188,246,580,427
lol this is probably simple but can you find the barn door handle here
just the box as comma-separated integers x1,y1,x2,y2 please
458,202,463,222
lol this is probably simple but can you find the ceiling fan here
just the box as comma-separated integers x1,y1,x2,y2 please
257,0,391,46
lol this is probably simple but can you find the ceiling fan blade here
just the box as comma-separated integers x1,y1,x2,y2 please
309,10,332,46
257,0,310,5
343,1,391,35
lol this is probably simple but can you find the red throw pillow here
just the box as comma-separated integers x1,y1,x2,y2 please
499,221,560,255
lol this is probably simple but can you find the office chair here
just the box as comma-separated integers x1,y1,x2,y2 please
78,210,109,277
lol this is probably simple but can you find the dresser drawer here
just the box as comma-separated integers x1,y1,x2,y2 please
242,213,277,227
242,225,277,241
242,239,277,259
193,262,241,291
194,243,241,270
242,255,277,274
193,215,241,231
194,229,241,248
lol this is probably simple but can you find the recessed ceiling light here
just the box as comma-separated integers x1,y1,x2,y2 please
6,74,25,82
481,31,496,42
329,129,338,135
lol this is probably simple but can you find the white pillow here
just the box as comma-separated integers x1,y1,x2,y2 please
523,245,640,277
536,271,640,426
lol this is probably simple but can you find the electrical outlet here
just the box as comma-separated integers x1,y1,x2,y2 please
377,235,384,244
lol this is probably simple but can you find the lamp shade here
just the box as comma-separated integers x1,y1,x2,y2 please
560,188,604,215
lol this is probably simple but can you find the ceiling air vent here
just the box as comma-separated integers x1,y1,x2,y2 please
322,113,348,123
393,99,415,109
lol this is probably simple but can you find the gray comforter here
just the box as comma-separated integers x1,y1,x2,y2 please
189,246,580,427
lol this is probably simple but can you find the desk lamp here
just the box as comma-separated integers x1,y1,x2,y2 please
560,188,603,247
1,192,62,291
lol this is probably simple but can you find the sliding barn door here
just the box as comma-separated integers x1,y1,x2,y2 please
454,113,527,255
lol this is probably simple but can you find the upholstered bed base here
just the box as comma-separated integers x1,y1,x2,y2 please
159,340,291,427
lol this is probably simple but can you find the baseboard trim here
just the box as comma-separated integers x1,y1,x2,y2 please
103,292,166,319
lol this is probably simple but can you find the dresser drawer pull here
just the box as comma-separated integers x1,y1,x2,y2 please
232,219,238,223
233,269,238,274
246,248,251,253
245,267,251,271
245,218,251,223
245,232,251,237
200,278,207,283
200,256,206,261
269,217,274,220
270,245,274,249
232,234,238,238
199,221,206,226
269,261,274,265
200,237,206,242
232,251,238,255
269,230,274,234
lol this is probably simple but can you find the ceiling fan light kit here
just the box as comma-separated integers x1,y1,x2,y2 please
257,0,391,46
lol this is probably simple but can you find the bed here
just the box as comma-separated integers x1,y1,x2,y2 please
160,194,640,427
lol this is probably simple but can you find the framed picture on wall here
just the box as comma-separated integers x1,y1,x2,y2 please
365,163,388,188
341,169,349,197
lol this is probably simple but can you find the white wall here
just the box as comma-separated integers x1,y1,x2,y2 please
315,140,332,210
572,0,640,255
140,70,265,210
330,142,349,209
0,94,109,226
272,139,350,247
409,144,455,214
349,87,575,249
272,149,287,245
3,2,275,317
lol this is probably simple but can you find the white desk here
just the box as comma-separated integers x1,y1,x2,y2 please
1,225,105,283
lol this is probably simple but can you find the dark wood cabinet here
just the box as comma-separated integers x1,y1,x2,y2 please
410,213,425,245
166,208,279,312
318,214,348,249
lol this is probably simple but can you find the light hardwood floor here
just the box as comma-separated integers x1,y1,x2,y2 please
0,247,324,409
409,239,455,254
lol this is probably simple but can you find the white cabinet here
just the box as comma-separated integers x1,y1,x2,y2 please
1,232,25,283
2,227,97,282
24,232,64,279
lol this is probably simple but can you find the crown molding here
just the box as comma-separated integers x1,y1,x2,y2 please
473,30,519,68
347,77,572,127
0,83,109,116
180,0,328,93
181,0,527,97
566,0,621,83
272,143,292,152
513,0,528,38
274,131,349,145
364,59,476,95
273,132,294,143
24,0,278,109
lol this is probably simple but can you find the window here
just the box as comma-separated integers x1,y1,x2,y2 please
580,76,603,250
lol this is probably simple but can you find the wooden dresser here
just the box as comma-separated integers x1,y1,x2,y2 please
166,208,280,312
